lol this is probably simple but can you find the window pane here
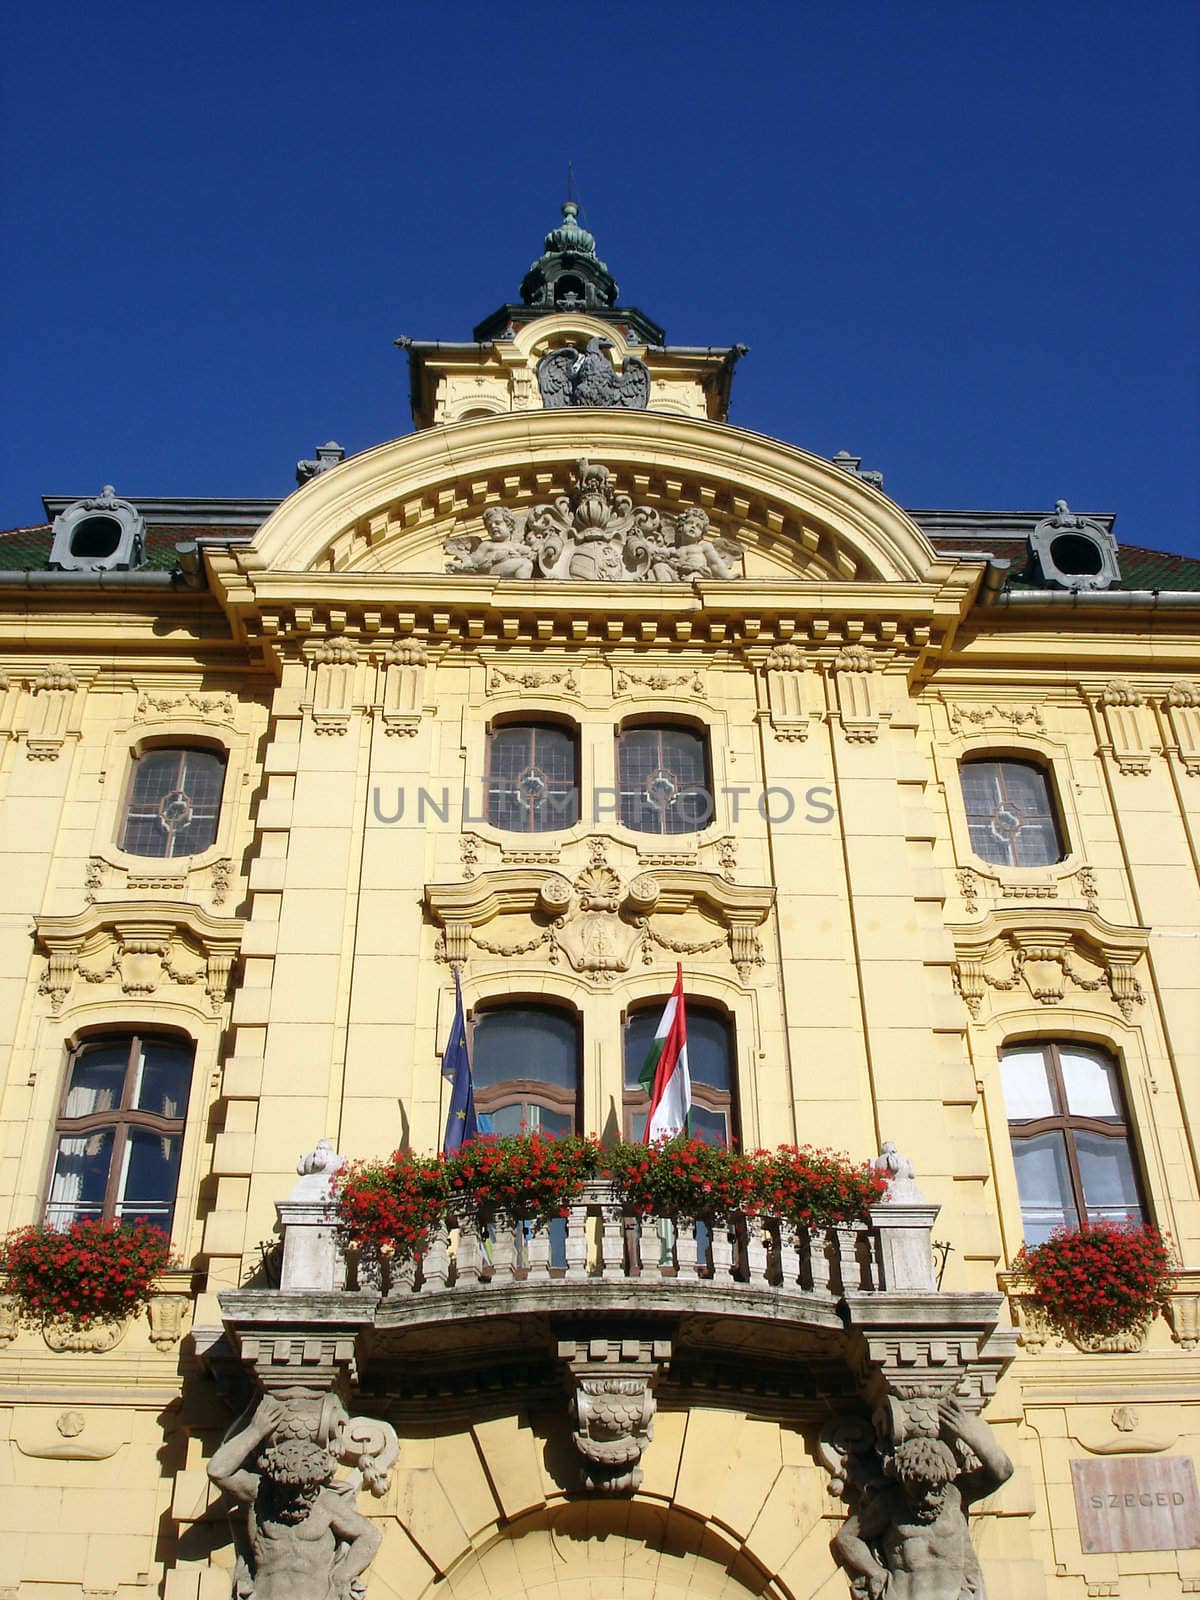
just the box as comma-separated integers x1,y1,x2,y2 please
624,1007,732,1092
487,1102,574,1138
689,1105,730,1147
1060,1049,1122,1119
1011,1131,1078,1244
1075,1131,1143,1225
1000,1048,1057,1119
486,724,579,834
64,1043,129,1117
472,1007,578,1092
46,1129,114,1229
115,1127,181,1230
624,1010,659,1090
133,1040,193,1119
1000,761,1052,816
689,1012,732,1091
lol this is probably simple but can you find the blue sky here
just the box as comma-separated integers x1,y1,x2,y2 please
3,0,1198,557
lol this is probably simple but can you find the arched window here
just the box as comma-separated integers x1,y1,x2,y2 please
484,723,580,834
959,757,1065,867
1000,1042,1146,1245
120,746,227,858
623,1003,735,1145
471,1004,580,1135
45,1034,194,1232
616,724,712,836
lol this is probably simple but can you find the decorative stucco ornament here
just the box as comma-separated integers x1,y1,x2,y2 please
444,458,742,583
828,1396,1013,1600
207,1391,397,1600
537,336,650,409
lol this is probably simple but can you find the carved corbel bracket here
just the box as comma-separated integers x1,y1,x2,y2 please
843,1292,1016,1411
949,907,1148,1019
1096,679,1157,775
306,634,360,735
20,662,87,760
1162,682,1200,776
377,637,430,736
558,1335,671,1493
33,900,243,1016
761,643,811,741
829,643,890,743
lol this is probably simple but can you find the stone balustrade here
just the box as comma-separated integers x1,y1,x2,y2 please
278,1179,942,1301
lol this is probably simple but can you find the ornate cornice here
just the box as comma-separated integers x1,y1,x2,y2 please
33,899,244,1016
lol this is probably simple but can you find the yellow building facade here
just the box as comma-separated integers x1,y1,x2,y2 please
1,208,1198,1599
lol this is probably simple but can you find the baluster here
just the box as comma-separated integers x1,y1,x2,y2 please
601,1205,625,1281
639,1214,662,1279
455,1216,482,1289
778,1220,802,1289
565,1199,588,1281
859,1225,879,1291
809,1226,833,1296
745,1215,769,1287
834,1224,861,1293
421,1219,450,1293
490,1211,516,1286
526,1219,552,1283
388,1254,417,1297
676,1218,700,1280
710,1221,735,1286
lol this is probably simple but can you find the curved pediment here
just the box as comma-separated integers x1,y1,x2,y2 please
245,411,943,586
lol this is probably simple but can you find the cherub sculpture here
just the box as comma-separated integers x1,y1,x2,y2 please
208,1394,388,1600
831,1397,1013,1600
444,506,537,579
645,507,743,583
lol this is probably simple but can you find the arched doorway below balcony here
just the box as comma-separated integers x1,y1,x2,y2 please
388,1499,818,1600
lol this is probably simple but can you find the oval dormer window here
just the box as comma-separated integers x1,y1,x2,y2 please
69,515,124,561
1048,533,1104,577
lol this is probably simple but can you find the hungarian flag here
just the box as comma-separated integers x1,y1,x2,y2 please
639,964,691,1141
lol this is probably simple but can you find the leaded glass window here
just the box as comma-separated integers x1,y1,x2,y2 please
960,759,1065,867
120,747,227,858
617,725,711,836
484,724,579,834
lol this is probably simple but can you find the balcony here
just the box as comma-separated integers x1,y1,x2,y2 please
211,1155,1015,1493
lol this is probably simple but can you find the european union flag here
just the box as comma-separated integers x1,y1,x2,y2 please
442,969,479,1155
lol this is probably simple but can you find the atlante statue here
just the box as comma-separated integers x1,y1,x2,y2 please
537,337,651,409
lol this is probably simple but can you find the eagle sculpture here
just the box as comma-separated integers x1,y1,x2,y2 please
537,337,651,410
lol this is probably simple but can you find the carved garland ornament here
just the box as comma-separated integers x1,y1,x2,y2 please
426,858,773,984
444,457,743,584
949,910,1147,1020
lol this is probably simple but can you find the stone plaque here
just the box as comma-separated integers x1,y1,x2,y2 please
1072,1456,1200,1552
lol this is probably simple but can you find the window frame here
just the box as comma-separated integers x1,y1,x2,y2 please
468,1001,583,1134
1001,1039,1148,1241
959,755,1067,870
615,719,714,838
44,1032,194,1231
482,718,581,836
621,1000,737,1145
118,742,229,861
